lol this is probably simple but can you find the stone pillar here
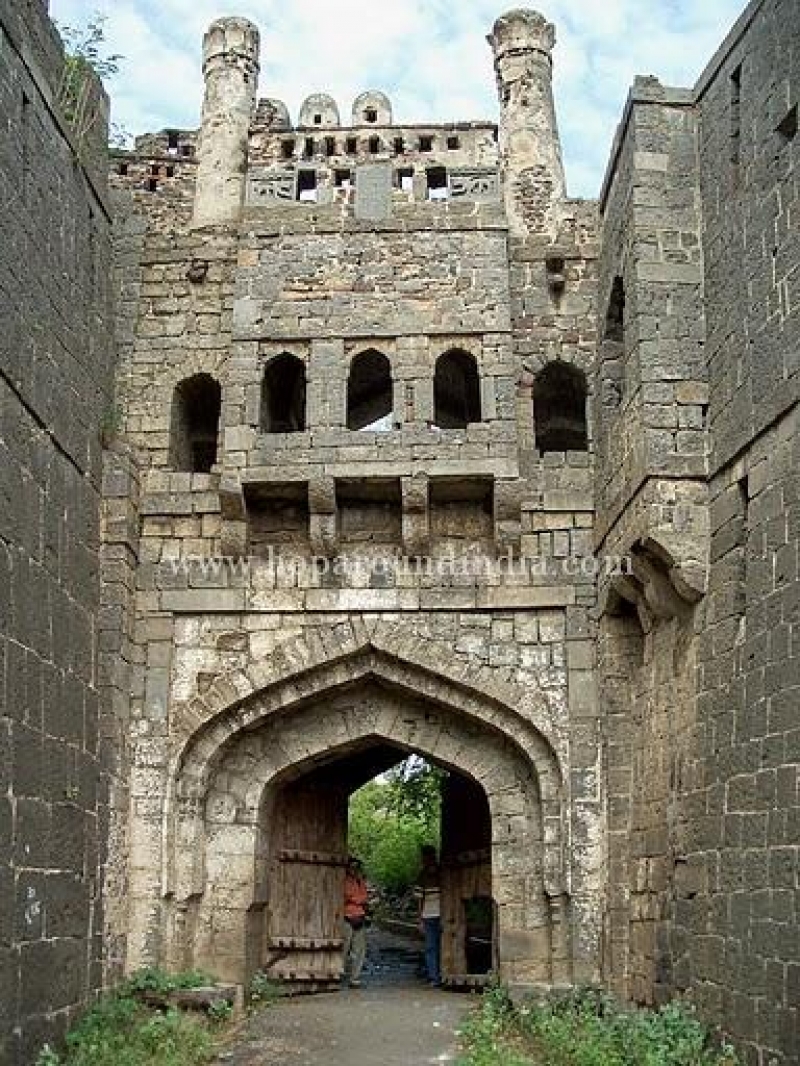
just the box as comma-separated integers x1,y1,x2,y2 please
192,17,260,228
488,9,566,237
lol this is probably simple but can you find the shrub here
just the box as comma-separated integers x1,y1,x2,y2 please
458,985,741,1066
34,970,223,1066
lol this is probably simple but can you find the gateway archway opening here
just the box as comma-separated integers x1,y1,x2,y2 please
259,741,496,993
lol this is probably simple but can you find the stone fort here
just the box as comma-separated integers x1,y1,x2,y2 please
0,0,798,1061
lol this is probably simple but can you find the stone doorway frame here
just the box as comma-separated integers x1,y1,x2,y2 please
161,639,571,987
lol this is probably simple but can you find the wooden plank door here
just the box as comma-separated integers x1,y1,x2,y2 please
264,777,349,990
440,774,495,988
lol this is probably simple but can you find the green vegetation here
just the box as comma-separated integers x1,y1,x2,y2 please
55,14,127,150
35,970,224,1066
247,971,285,1008
458,985,741,1066
348,757,443,892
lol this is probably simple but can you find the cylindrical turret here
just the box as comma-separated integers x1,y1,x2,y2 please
191,17,260,228
488,9,566,236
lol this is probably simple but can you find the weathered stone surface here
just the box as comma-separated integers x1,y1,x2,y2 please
0,2,114,1060
6,1,799,1064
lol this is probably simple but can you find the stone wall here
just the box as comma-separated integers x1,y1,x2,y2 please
0,1,115,1060
596,1,799,1061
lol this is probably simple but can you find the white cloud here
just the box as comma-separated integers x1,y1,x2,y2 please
50,0,747,197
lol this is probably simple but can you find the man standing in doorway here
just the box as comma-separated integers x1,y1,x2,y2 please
417,844,442,987
343,856,369,988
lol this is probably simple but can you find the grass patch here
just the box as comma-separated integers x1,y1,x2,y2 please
458,985,741,1066
35,970,225,1066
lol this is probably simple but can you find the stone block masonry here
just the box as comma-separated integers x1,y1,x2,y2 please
2,0,799,1064
0,1,115,1061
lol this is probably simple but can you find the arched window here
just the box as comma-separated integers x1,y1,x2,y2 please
434,350,481,428
170,373,221,473
347,350,393,431
534,362,588,453
261,354,306,433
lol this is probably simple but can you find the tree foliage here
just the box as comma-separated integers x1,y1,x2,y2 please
348,757,443,893
55,14,127,150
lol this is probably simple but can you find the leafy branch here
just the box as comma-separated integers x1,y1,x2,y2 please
55,14,127,154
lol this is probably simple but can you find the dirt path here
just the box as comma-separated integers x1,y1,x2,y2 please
219,986,472,1066
218,927,474,1065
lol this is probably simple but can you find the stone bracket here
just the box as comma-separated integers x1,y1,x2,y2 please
402,473,430,555
308,476,338,556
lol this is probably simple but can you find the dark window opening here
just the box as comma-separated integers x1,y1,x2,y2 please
446,135,460,150
304,137,315,158
282,138,295,159
325,136,337,157
146,177,158,192
347,349,393,431
426,166,448,200
368,135,381,154
396,167,414,192
604,275,625,342
334,168,352,187
419,134,434,152
346,136,358,155
296,169,318,202
166,165,175,177
150,163,160,175
546,256,566,297
180,144,195,157
393,136,405,154
365,107,378,123
117,162,128,176
314,113,322,124
434,350,481,428
261,354,306,432
777,103,798,143
167,129,179,150
534,362,588,453
170,373,221,473
731,64,742,165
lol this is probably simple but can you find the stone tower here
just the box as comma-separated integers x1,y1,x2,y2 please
192,16,260,227
488,8,566,236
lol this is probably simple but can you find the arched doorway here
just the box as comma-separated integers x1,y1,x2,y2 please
166,646,570,990
258,738,496,991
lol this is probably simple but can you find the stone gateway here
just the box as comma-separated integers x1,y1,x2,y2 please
0,0,798,1063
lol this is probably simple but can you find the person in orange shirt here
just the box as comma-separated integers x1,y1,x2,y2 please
343,856,369,988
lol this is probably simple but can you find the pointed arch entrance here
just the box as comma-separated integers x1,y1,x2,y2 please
165,645,571,989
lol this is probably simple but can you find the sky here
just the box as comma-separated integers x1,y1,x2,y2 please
50,0,747,198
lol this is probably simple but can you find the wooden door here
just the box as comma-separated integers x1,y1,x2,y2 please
440,774,495,988
263,777,349,990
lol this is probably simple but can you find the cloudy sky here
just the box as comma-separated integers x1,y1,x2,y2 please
51,0,746,198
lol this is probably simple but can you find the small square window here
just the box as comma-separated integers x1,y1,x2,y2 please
446,135,460,150
426,166,448,200
346,136,358,155
297,169,318,201
396,167,414,192
166,165,175,178
150,163,160,176
314,113,322,124
365,107,378,123
368,136,380,154
180,144,195,157
419,135,434,152
117,162,128,176
335,168,351,187
282,139,295,159
146,177,158,192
